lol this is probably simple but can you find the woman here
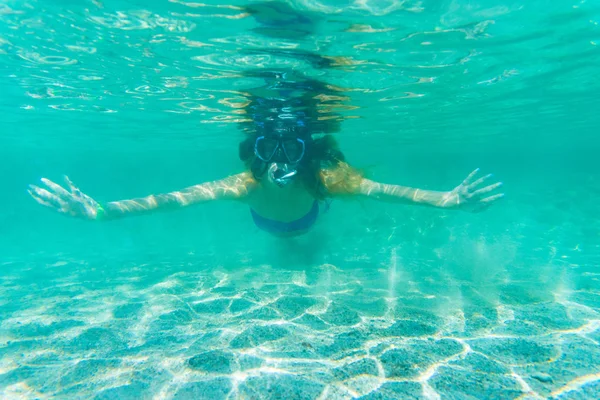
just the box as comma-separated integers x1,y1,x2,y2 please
27,71,503,237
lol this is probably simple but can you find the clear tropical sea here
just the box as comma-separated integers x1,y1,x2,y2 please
1,0,600,399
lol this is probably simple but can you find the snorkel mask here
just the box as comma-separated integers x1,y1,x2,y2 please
254,133,306,187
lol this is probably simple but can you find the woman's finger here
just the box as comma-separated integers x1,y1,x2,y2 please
28,189,57,209
64,176,82,196
40,178,71,199
468,174,493,190
471,182,502,197
460,168,480,186
480,193,504,203
28,185,69,210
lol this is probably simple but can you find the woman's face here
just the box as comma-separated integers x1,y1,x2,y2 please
254,130,308,187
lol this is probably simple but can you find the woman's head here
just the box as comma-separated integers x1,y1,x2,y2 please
239,118,346,196
237,70,350,196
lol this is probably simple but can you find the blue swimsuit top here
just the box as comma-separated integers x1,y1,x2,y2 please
251,200,319,235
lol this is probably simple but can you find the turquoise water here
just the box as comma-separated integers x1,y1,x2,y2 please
2,0,600,398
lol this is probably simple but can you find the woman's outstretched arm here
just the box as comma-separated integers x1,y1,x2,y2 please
322,166,503,212
28,172,256,221
357,169,503,212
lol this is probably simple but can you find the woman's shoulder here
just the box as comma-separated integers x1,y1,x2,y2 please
318,162,363,196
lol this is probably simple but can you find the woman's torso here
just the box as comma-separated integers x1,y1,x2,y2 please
245,179,317,222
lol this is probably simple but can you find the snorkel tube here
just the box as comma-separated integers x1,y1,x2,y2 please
268,162,298,187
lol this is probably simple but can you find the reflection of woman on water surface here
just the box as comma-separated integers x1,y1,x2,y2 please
27,4,504,237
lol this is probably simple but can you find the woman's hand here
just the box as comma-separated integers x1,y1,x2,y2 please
442,169,504,212
28,176,102,220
